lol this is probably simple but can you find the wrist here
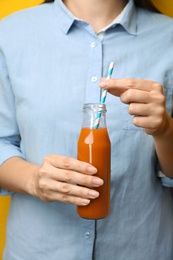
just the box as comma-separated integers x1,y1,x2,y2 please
25,165,40,197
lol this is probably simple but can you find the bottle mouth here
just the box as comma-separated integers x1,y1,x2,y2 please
83,103,107,113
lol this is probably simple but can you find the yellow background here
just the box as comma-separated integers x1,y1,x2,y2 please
152,0,173,18
0,0,43,19
0,196,10,259
0,0,172,259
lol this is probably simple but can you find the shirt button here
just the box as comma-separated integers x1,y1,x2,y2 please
91,42,96,48
91,76,98,83
85,232,91,239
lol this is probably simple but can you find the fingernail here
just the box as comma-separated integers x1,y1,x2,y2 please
99,81,107,88
81,199,90,206
88,190,99,199
87,165,97,174
92,177,104,186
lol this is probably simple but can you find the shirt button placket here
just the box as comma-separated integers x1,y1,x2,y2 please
84,39,102,103
91,40,98,83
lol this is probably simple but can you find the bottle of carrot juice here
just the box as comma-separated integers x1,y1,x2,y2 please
77,103,111,219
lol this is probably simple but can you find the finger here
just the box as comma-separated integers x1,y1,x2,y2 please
38,178,100,206
42,179,100,199
47,191,91,206
39,164,103,188
120,88,165,106
133,115,163,130
99,78,162,96
99,78,128,96
128,103,150,116
120,89,151,104
57,193,92,206
128,103,152,116
38,186,91,206
44,155,97,175
128,103,165,119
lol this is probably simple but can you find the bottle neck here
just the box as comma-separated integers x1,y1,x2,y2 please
81,103,107,129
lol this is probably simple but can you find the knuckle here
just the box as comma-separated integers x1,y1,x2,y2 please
43,155,51,164
61,195,89,206
40,191,49,201
60,182,71,194
63,171,72,182
153,82,162,91
41,193,52,202
43,154,57,165
121,89,135,104
38,178,48,191
61,194,69,203
154,92,165,104
61,156,71,169
37,184,50,201
38,167,47,178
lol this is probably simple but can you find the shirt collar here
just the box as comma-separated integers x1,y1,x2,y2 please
54,0,137,35
97,2,129,34
120,0,137,35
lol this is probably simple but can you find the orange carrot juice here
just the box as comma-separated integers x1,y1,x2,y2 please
77,127,111,219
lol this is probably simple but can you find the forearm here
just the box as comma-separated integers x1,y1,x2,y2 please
154,114,173,178
0,156,39,195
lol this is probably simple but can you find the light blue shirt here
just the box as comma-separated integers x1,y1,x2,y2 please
0,0,173,259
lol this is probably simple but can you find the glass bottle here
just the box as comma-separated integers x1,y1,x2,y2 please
77,103,111,219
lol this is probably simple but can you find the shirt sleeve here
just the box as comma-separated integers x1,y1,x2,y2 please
158,170,173,187
160,177,173,188
0,45,25,195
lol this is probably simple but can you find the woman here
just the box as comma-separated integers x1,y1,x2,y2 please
0,0,173,259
